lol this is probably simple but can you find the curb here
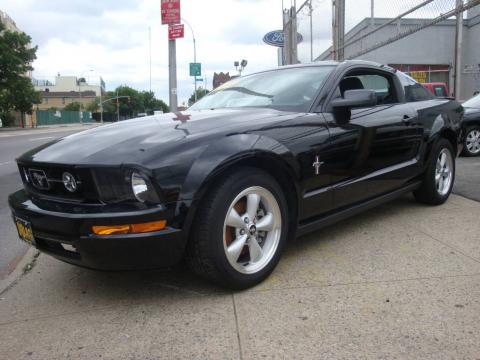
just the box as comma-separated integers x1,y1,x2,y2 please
0,248,40,296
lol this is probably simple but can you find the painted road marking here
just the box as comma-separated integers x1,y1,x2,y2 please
0,161,13,166
28,136,54,141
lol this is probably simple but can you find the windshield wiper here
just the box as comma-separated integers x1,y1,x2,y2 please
221,87,273,99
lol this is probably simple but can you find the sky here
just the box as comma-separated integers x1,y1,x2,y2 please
0,0,332,105
0,0,437,105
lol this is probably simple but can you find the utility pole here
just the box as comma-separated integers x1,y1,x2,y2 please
162,0,181,112
454,0,463,99
168,39,178,112
100,88,103,124
78,80,83,124
183,19,197,103
149,27,152,94
116,90,120,122
370,0,375,27
77,69,93,124
309,0,313,62
283,3,298,65
332,0,345,60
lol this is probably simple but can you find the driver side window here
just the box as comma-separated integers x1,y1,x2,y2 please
335,71,398,105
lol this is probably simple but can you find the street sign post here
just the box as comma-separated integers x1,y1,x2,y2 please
162,0,181,112
190,63,201,77
168,24,184,40
161,0,181,25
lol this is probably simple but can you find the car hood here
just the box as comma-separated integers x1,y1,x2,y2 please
19,108,294,166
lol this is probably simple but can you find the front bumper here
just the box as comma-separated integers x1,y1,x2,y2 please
8,190,187,270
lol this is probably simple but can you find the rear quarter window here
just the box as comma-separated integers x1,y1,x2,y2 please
397,72,434,102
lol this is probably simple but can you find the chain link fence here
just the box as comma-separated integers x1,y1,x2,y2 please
293,0,480,97
295,0,480,61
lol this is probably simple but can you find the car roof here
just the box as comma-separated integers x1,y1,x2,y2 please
246,60,392,77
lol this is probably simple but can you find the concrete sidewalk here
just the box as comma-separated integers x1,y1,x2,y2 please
0,194,479,359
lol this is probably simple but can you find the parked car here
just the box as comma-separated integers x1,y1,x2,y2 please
9,61,463,289
423,82,449,97
461,93,480,156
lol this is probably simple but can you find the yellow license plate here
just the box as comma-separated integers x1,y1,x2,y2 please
14,217,34,245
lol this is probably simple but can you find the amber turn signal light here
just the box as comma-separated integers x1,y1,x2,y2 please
92,220,167,235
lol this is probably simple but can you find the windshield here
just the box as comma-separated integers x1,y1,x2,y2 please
463,93,480,108
189,66,335,111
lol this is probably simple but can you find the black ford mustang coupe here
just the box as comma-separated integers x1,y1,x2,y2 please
9,61,463,289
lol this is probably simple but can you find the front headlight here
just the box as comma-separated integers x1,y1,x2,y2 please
131,171,160,203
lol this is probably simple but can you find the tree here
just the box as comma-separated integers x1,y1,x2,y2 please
0,22,40,125
141,91,169,114
101,87,169,119
188,87,209,106
86,98,100,112
63,102,81,111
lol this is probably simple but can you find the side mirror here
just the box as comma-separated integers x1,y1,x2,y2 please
331,89,377,110
331,89,377,124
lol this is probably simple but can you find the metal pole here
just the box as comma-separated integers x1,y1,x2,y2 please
193,36,197,102
283,9,290,65
454,0,463,99
338,0,345,60
183,19,197,103
332,0,345,60
78,80,83,124
291,5,298,63
370,0,374,27
100,87,103,124
116,90,120,122
332,0,337,60
309,0,313,62
168,39,178,112
149,26,152,93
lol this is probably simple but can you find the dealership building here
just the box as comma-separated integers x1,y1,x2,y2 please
317,7,480,100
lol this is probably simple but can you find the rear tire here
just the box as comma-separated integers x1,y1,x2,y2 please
186,167,288,289
413,138,455,205
461,126,480,157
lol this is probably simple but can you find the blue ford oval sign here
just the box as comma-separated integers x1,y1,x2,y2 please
263,30,284,47
263,30,303,47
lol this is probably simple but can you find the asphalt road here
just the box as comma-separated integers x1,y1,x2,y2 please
0,126,97,279
454,156,480,202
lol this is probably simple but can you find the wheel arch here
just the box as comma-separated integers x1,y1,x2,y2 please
463,119,480,130
180,135,301,244
440,127,458,153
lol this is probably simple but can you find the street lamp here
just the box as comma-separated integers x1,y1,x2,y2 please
182,18,198,102
234,60,248,76
78,69,93,124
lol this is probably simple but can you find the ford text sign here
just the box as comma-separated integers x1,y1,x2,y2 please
263,30,303,47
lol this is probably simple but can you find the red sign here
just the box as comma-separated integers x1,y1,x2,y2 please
168,24,184,40
161,0,181,25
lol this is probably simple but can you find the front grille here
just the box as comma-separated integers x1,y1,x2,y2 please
18,163,99,203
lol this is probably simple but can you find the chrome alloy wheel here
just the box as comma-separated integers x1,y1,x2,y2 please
466,129,480,155
223,186,282,274
435,148,453,196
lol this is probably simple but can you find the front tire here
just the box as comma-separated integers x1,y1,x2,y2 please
462,126,480,157
413,138,455,205
186,168,288,289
